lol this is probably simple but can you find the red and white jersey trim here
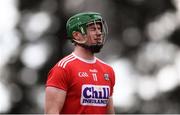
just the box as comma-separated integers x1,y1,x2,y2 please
72,53,96,64
58,54,76,68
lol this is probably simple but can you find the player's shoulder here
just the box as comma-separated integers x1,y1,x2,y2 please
56,53,77,69
96,58,113,69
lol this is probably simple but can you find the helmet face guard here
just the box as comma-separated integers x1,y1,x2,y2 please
66,12,108,44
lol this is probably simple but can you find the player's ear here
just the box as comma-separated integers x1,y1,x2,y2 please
72,31,82,41
72,31,88,44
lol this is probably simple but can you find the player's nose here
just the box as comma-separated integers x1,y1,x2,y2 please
96,29,102,35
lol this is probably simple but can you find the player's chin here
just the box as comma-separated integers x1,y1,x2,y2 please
97,42,103,46
90,44,103,53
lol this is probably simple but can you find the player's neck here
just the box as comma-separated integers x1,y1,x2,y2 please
73,45,95,60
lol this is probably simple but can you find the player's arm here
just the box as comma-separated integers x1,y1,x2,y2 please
107,97,115,114
45,86,66,114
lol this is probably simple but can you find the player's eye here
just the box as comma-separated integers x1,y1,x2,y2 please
89,26,102,31
89,27,96,31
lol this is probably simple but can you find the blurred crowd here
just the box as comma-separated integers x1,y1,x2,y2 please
0,0,180,113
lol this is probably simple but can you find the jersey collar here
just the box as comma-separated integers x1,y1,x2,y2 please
72,53,96,64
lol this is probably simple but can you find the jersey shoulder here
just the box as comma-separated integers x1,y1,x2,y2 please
96,58,113,70
56,53,77,69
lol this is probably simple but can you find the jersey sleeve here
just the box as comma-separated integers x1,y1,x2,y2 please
46,65,69,91
110,68,115,96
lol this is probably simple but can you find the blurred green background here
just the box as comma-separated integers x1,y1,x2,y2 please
0,0,180,113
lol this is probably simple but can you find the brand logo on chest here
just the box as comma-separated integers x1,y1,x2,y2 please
89,69,98,73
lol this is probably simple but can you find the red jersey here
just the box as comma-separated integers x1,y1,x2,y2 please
46,53,115,114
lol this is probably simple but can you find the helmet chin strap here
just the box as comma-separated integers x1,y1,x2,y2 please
73,38,87,44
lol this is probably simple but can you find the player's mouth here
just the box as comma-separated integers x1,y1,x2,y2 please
94,37,102,40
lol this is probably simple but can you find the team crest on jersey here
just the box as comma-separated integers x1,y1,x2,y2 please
104,73,110,81
80,85,110,106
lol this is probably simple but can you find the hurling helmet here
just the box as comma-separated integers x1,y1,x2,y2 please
66,12,108,39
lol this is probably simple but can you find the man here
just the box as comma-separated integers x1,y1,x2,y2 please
45,12,115,114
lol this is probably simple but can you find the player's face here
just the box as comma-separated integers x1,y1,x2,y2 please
85,23,104,45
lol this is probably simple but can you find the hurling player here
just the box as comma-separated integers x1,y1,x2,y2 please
45,12,115,114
